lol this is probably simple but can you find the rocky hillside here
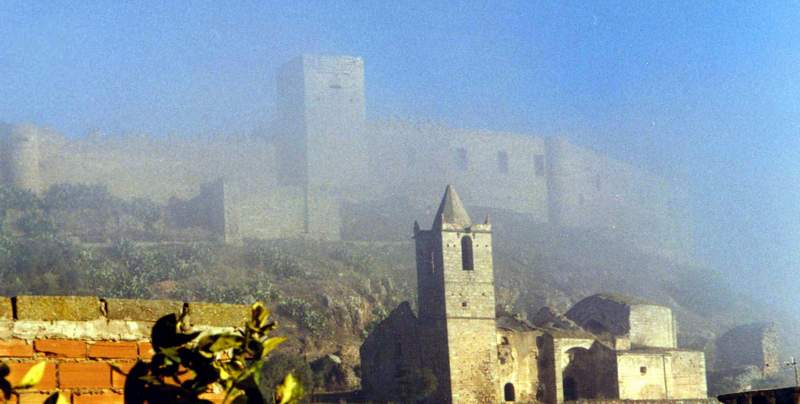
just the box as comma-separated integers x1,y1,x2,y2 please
0,186,796,393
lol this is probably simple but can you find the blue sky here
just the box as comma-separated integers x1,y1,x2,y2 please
1,1,799,303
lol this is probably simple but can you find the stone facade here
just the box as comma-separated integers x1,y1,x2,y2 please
715,322,779,376
360,187,708,403
0,295,248,403
1,54,690,257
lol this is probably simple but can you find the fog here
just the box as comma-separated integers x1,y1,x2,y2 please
1,0,799,389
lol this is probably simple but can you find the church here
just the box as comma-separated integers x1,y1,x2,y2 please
360,185,708,403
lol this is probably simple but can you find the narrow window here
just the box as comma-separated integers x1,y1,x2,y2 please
461,236,474,271
640,366,647,375
430,250,436,273
497,151,509,174
534,154,545,177
456,148,468,171
504,383,516,402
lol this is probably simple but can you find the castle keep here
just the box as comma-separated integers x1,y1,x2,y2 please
360,186,709,404
0,55,690,256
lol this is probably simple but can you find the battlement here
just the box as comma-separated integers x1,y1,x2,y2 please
0,295,249,403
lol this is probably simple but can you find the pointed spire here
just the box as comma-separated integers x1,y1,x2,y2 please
484,213,491,225
433,185,471,229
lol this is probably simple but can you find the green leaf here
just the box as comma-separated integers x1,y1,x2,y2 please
261,337,287,358
43,391,69,404
275,373,304,404
203,334,242,353
15,361,46,389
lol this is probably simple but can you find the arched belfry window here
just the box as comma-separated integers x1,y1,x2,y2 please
461,236,474,271
504,383,516,401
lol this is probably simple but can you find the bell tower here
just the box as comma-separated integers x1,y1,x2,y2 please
414,185,498,403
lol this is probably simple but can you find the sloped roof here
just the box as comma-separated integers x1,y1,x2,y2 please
433,185,471,228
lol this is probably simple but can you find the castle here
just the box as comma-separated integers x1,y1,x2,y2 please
0,54,690,257
360,186,709,403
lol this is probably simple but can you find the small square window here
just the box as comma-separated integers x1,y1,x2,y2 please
462,301,468,308
640,366,647,375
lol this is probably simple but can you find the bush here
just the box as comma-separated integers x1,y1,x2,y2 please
260,353,313,404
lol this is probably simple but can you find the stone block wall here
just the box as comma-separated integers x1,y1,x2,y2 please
630,305,677,349
715,323,779,376
0,295,249,403
496,329,542,403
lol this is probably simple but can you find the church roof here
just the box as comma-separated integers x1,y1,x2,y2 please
433,185,471,228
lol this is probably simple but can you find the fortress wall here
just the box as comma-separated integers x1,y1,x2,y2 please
546,137,692,258
368,120,550,221
0,123,43,193
277,55,370,198
37,132,277,203
0,295,248,403
236,186,307,240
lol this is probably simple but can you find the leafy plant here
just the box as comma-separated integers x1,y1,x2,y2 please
123,302,303,403
0,361,68,403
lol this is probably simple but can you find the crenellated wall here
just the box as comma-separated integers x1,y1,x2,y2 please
0,295,249,403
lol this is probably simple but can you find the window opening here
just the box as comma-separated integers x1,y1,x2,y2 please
534,154,545,177
504,383,516,401
498,151,509,173
461,236,474,270
456,148,468,171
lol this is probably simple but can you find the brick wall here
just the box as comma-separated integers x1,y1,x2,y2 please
0,295,249,403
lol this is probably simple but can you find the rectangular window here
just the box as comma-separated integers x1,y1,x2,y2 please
497,151,509,174
456,148,468,171
534,154,545,177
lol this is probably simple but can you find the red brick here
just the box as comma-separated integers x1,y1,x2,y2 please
7,362,57,390
88,341,138,359
33,339,86,358
16,392,53,404
72,392,124,404
137,341,154,359
0,340,33,357
111,361,135,388
58,362,111,388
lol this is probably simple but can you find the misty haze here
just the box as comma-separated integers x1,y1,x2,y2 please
0,2,798,404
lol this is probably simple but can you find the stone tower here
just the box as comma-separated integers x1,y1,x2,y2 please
414,185,499,403
274,55,366,238
0,123,42,193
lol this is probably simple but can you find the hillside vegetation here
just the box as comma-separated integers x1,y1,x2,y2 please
0,185,795,392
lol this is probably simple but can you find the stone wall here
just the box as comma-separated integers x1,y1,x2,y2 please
0,295,249,403
630,305,677,349
496,328,542,403
566,295,677,350
0,123,42,193
0,54,695,253
616,350,708,400
715,323,779,375
359,302,423,402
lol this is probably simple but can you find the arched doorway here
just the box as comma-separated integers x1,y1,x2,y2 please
504,383,516,402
